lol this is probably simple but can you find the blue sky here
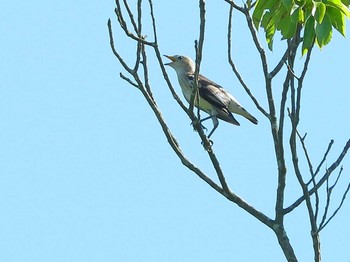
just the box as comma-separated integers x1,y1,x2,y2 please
1,1,349,261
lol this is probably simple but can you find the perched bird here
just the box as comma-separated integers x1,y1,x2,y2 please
164,55,258,138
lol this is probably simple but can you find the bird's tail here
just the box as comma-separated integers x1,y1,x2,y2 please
238,107,258,125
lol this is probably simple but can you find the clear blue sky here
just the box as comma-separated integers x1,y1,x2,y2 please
1,1,349,261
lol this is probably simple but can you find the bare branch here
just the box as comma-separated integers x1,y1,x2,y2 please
189,0,206,114
190,0,231,193
242,7,269,77
289,111,321,262
227,5,269,118
122,0,139,34
268,48,289,78
114,3,154,46
285,61,300,80
110,0,224,197
287,39,321,260
311,140,335,181
120,73,139,88
297,131,314,177
140,45,155,100
142,0,189,113
108,19,134,74
224,0,245,13
296,130,321,220
147,0,158,43
319,180,350,232
234,4,291,228
284,138,350,214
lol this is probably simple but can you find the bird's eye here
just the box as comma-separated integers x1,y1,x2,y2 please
178,56,183,60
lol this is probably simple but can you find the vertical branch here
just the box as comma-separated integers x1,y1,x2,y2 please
226,3,298,260
192,0,232,193
278,35,300,162
296,131,321,220
242,6,288,225
238,5,286,224
189,0,206,114
288,41,321,260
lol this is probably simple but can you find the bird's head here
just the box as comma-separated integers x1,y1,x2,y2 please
164,55,195,74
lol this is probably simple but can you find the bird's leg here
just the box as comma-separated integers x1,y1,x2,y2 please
195,115,215,132
191,118,207,132
199,115,212,123
207,116,219,139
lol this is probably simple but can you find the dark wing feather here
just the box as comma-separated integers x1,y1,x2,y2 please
197,74,230,109
195,74,239,125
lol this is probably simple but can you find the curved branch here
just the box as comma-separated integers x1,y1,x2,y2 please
227,5,269,118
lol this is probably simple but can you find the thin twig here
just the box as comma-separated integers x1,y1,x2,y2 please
120,73,139,88
311,140,335,181
141,44,155,100
148,0,158,43
224,0,245,13
296,129,321,220
227,5,269,118
114,5,154,46
189,0,206,114
284,138,350,214
318,166,343,228
297,131,314,177
319,181,350,232
269,48,289,78
122,0,139,34
108,19,134,74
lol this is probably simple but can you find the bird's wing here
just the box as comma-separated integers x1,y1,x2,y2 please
187,74,240,125
187,74,257,125
197,74,231,109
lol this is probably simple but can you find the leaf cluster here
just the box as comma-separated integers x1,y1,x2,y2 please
253,0,350,54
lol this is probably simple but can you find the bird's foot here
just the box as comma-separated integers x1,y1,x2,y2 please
201,139,213,151
191,120,207,132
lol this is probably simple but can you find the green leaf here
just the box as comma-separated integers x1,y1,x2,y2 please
253,0,280,28
274,6,289,31
279,9,300,39
327,6,346,35
266,24,276,50
341,0,350,6
302,16,316,55
253,0,266,28
324,0,350,17
291,7,305,23
282,0,293,10
295,0,306,6
315,13,333,47
261,11,276,50
315,2,327,23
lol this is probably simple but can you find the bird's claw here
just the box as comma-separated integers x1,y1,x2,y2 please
190,120,207,132
201,139,213,151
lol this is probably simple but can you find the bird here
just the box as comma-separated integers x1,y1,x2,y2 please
164,55,258,139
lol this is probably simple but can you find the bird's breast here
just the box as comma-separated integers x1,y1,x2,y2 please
177,74,214,114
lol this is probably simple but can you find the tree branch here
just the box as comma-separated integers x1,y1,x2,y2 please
284,138,350,214
319,176,350,232
227,5,269,118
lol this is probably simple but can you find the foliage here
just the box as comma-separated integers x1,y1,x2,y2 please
253,0,350,54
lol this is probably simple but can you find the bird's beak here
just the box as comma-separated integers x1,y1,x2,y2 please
164,55,176,65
